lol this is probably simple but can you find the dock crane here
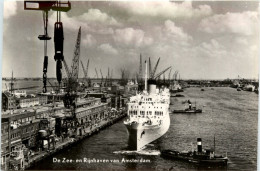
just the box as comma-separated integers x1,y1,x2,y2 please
61,58,70,87
80,59,89,87
63,27,81,111
24,1,71,93
105,67,111,87
100,69,104,87
95,68,99,79
59,27,81,138
154,67,172,82
150,58,160,79
168,68,172,84
104,68,110,87
173,71,179,81
62,58,70,79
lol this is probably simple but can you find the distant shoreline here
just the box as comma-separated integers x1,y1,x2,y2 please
2,77,258,82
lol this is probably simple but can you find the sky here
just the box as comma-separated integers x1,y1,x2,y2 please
2,0,260,80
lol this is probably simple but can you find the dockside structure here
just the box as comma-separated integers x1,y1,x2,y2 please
1,93,127,170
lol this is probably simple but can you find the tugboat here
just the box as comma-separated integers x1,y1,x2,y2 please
161,138,228,166
173,100,202,114
173,107,202,114
170,94,185,97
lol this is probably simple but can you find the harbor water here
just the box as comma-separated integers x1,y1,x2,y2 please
26,87,257,170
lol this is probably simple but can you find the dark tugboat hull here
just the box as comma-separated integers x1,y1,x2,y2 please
161,150,228,167
173,109,202,113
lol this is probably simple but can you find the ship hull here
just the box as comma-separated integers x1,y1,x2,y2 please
125,115,170,151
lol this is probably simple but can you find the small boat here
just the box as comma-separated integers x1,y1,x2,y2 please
161,138,228,166
173,107,202,113
201,89,205,91
170,94,185,97
243,84,255,92
237,88,241,91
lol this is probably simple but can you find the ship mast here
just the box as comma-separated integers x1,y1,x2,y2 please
144,60,148,91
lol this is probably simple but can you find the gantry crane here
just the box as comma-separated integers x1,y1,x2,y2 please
24,1,71,93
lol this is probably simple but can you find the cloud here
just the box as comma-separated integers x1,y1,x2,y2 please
98,43,118,55
116,1,212,19
49,9,120,31
78,9,120,26
193,39,227,58
163,20,192,42
235,37,248,45
49,13,89,31
94,27,114,35
82,34,97,47
113,27,153,47
4,1,17,19
198,11,259,36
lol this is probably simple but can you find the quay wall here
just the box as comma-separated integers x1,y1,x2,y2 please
25,112,127,170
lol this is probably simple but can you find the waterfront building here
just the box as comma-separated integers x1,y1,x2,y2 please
1,121,9,167
17,95,47,108
13,90,27,98
110,95,123,109
2,92,16,111
1,93,127,170
85,93,111,107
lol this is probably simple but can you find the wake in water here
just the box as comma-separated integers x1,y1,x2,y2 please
113,150,160,156
113,146,160,156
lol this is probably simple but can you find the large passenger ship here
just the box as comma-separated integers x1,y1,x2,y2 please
124,62,170,151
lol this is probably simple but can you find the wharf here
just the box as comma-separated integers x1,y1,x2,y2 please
24,112,126,170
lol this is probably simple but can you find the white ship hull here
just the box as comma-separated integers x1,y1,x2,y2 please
125,114,170,151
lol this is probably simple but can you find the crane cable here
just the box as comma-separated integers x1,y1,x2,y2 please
42,10,49,93
54,0,64,88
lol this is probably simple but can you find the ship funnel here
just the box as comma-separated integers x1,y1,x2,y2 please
148,79,156,94
197,138,202,153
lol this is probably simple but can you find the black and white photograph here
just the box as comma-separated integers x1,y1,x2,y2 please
1,0,259,170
